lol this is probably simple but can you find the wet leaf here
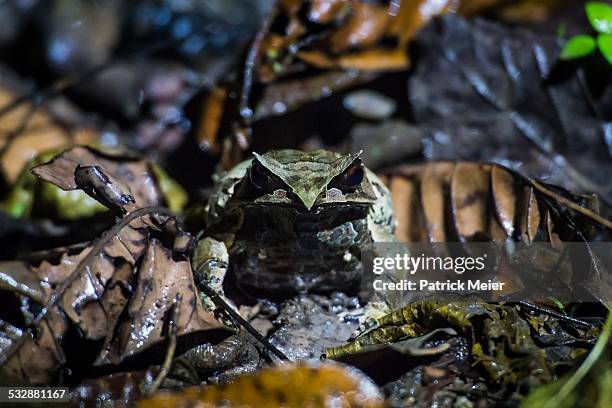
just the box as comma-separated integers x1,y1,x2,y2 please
257,0,456,81
254,70,375,121
409,15,612,205
0,314,69,384
1,146,187,220
329,2,389,53
586,1,612,34
32,147,165,211
328,301,601,395
460,0,572,22
100,238,226,364
138,361,384,408
561,35,597,60
70,368,157,407
380,161,612,304
0,148,220,384
380,161,612,245
308,0,350,24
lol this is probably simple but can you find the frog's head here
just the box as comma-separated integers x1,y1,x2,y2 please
236,149,377,211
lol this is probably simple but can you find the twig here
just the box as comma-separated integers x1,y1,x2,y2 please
530,180,612,230
541,306,611,408
197,283,289,362
0,206,175,367
238,7,275,124
147,294,182,395
517,301,594,329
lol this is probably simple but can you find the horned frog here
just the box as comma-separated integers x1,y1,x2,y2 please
192,149,396,305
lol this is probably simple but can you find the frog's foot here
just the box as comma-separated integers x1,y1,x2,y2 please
177,334,246,375
192,237,237,317
349,299,390,340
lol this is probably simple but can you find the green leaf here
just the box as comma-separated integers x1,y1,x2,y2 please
597,33,612,65
560,35,597,60
586,1,612,34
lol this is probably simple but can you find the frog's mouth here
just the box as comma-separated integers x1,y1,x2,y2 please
238,195,375,212
240,202,371,233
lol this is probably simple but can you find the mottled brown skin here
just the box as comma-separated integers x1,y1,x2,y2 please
194,149,395,297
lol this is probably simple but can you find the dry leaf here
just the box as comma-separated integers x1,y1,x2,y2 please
1,147,218,383
0,80,97,184
138,361,384,408
381,161,612,244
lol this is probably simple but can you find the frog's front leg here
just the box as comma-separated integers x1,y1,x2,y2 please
192,236,230,313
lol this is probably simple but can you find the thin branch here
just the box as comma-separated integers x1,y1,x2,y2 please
238,7,276,124
531,180,612,230
147,294,182,395
197,282,289,362
0,206,175,367
517,301,594,329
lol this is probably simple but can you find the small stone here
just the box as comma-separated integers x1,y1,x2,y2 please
343,90,396,121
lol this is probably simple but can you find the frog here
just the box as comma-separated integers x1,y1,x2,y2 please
191,149,396,303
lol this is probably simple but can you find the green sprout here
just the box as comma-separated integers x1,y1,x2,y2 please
560,1,612,65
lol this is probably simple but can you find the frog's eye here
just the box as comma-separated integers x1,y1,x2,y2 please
249,161,285,193
328,160,364,193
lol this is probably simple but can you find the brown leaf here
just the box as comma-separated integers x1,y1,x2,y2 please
381,161,612,244
31,218,151,340
137,361,384,408
297,45,408,71
195,87,227,154
74,165,136,213
1,313,68,384
329,2,389,53
308,0,350,24
387,0,458,46
258,0,453,81
32,146,167,210
254,70,375,121
450,162,490,241
102,238,225,364
491,165,518,238
459,0,568,22
421,162,454,242
0,79,97,184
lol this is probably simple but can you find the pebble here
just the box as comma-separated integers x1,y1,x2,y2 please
343,90,396,121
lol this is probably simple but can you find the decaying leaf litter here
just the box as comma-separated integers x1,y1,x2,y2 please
0,0,610,407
